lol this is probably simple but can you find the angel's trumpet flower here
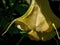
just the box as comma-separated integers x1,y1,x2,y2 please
2,0,60,41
